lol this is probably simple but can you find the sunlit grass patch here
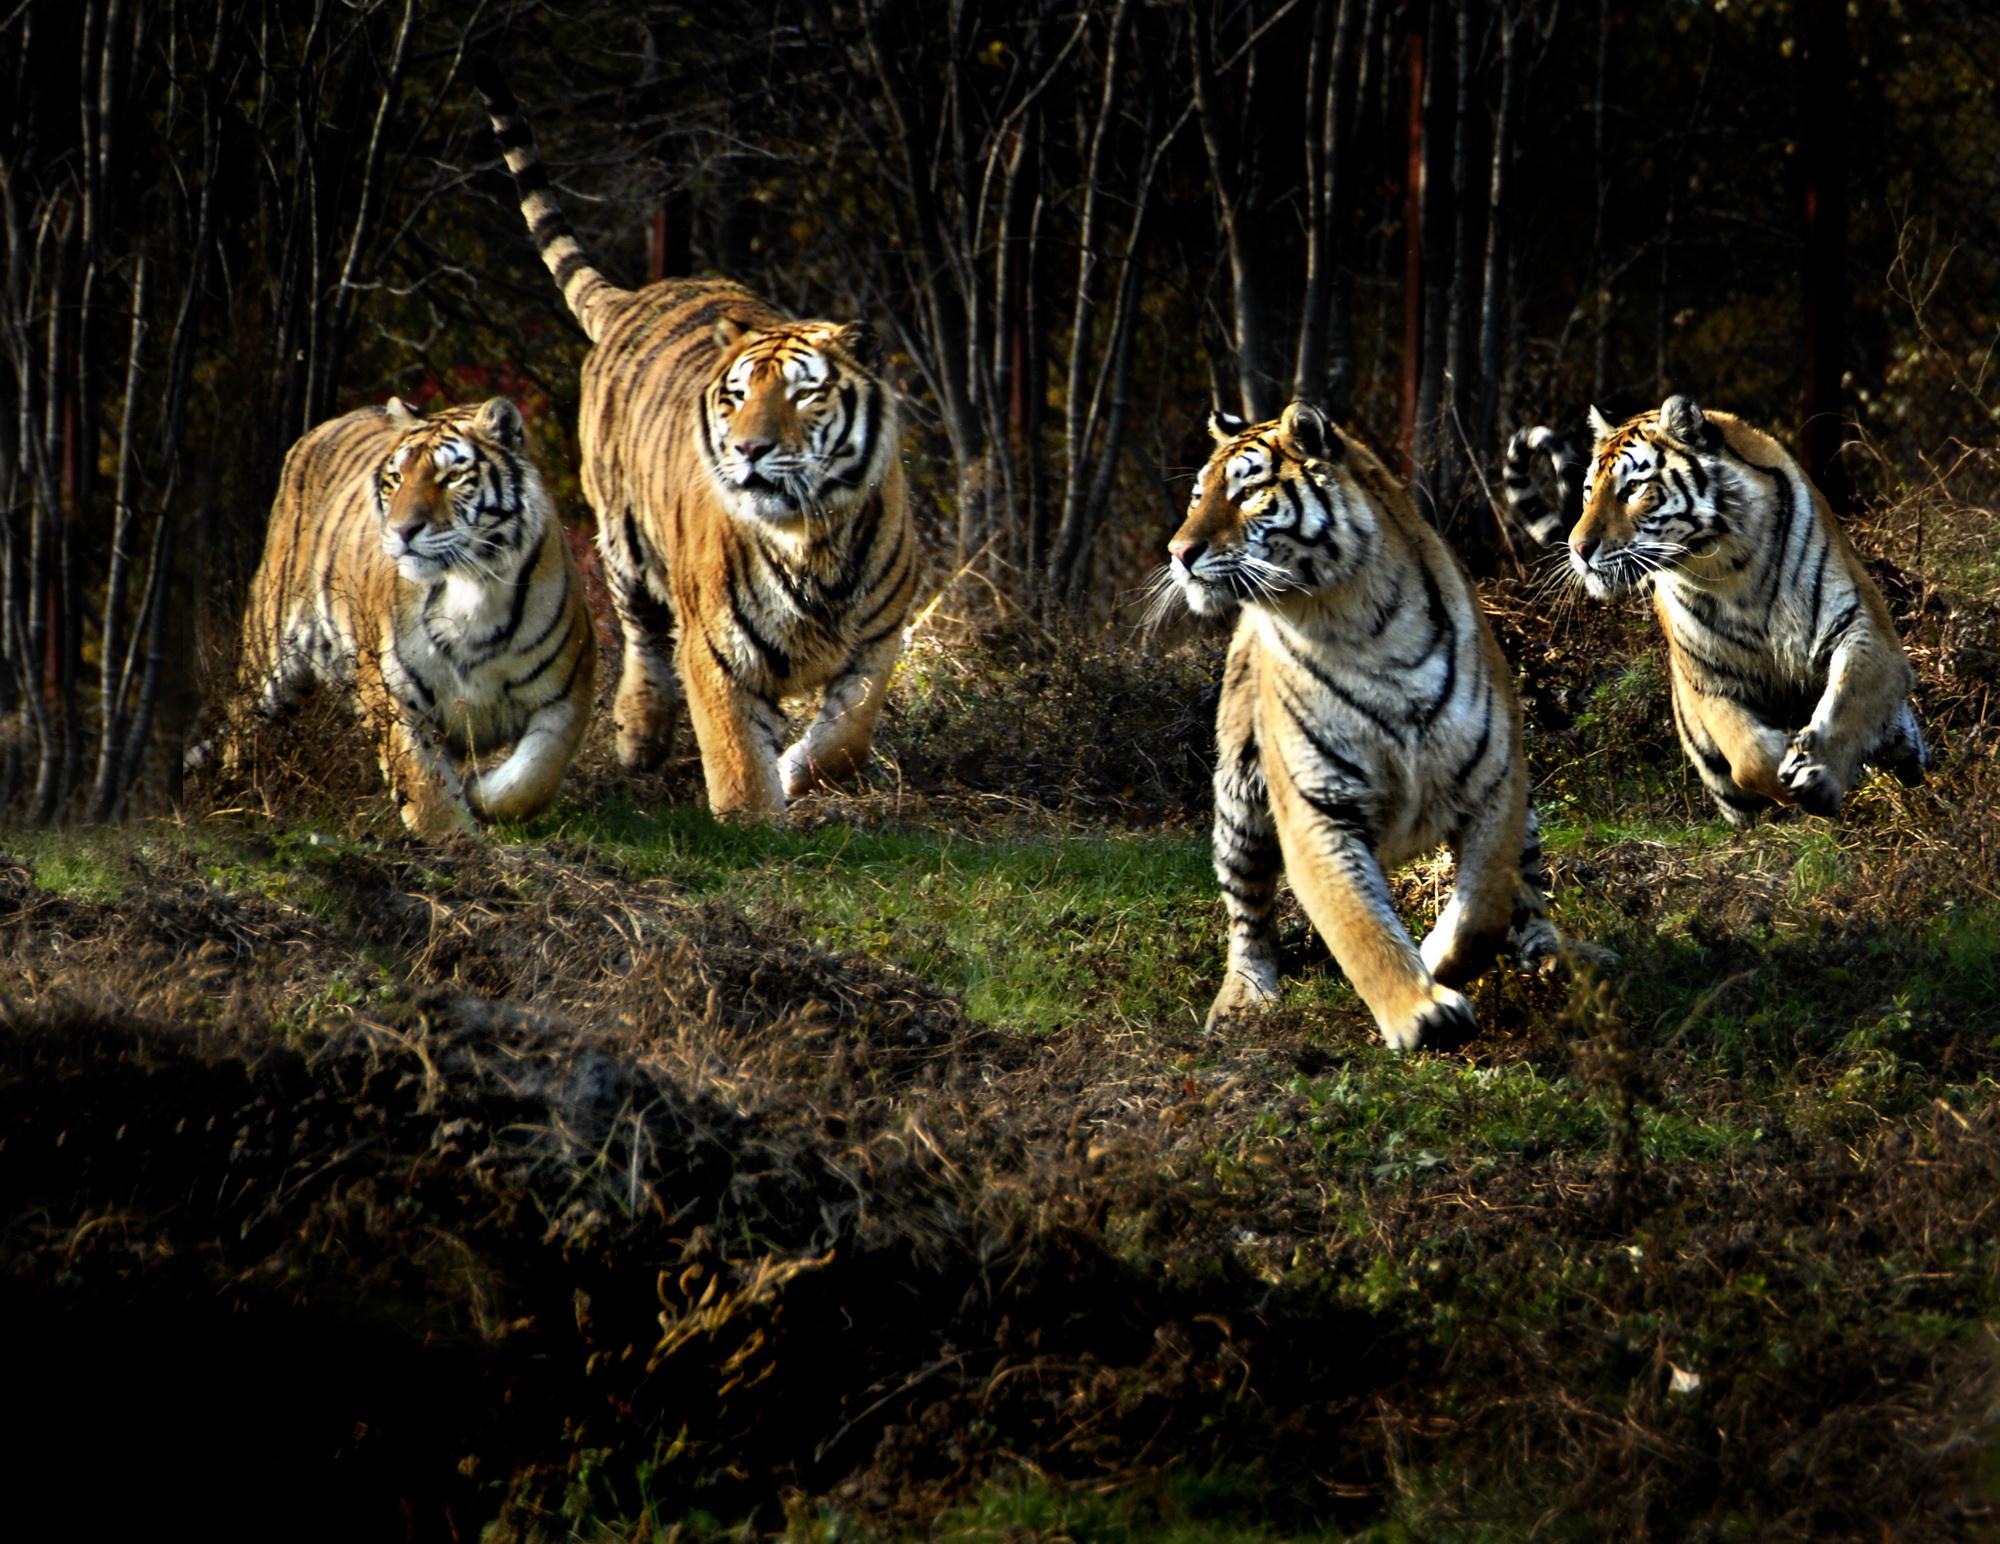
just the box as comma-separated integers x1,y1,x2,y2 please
5,828,127,903
1221,1055,1762,1196
523,798,1224,1032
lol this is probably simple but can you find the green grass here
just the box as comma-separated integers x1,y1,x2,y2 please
934,1468,1348,1543
521,798,1235,1033
1539,805,1730,853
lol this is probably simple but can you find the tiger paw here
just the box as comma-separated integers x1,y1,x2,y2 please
1868,706,1930,788
614,722,672,773
398,795,477,841
1381,985,1475,1053
1204,965,1280,1032
1779,731,1843,817
1506,916,1563,975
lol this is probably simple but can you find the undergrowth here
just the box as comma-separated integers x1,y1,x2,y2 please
3,492,1998,1541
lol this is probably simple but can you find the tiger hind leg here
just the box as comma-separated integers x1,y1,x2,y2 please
1863,700,1930,789
187,618,321,775
1503,806,1562,972
1420,780,1527,990
602,520,683,772
1205,724,1284,1030
1503,807,1618,974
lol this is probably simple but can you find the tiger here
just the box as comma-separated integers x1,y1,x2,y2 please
196,395,596,837
474,61,916,818
1503,395,1928,824
1166,400,1567,1051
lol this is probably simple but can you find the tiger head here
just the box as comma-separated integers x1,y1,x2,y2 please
1568,394,1734,599
378,397,546,583
703,318,895,528
1166,401,1376,619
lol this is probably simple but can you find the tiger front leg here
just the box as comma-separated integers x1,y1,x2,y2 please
360,649,475,838
1504,806,1577,972
1669,666,1786,825
1271,771,1472,1052
679,637,788,818
1204,716,1283,1030
375,710,476,838
779,631,902,800
467,689,592,823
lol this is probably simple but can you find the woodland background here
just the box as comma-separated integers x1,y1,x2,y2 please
2,0,1997,820
7,5,2000,1540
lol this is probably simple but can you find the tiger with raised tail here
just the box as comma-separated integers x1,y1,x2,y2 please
1504,396,1928,824
1166,401,1570,1051
199,395,595,837
474,60,915,818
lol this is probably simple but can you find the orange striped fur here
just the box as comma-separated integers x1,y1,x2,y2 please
206,396,594,835
1162,402,1569,1050
477,63,915,817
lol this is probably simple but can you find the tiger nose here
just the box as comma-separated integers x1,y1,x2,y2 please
395,517,427,546
733,438,773,462
1170,538,1208,571
1570,533,1601,564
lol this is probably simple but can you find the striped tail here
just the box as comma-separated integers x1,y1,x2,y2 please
1501,425,1584,547
471,56,624,342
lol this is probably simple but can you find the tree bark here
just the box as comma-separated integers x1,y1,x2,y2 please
1800,0,1848,496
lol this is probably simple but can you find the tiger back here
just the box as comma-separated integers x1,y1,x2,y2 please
1166,401,1565,1051
1512,394,1927,823
476,62,916,818
216,395,595,836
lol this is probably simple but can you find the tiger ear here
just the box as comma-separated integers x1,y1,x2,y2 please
1280,400,1336,459
1208,408,1249,444
1587,404,1615,443
473,396,524,447
830,321,881,371
1659,394,1715,449
384,396,420,424
714,316,748,353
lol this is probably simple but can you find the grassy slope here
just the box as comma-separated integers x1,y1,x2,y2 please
4,540,1998,1540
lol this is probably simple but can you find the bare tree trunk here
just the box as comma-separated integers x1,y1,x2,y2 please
1190,3,1288,420
1800,0,1848,496
88,255,145,819
1440,0,1482,531
1412,0,1453,516
860,1,987,563
1475,8,1521,462
315,0,415,424
1400,11,1425,472
1049,0,1133,597
1292,0,1337,405
1589,0,1610,403
1047,13,1188,609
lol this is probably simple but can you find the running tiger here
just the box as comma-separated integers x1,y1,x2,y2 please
1503,395,1928,823
1164,401,1565,1051
198,396,595,837
475,61,915,817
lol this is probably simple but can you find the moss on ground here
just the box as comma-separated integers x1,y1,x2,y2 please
3,574,1997,1541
